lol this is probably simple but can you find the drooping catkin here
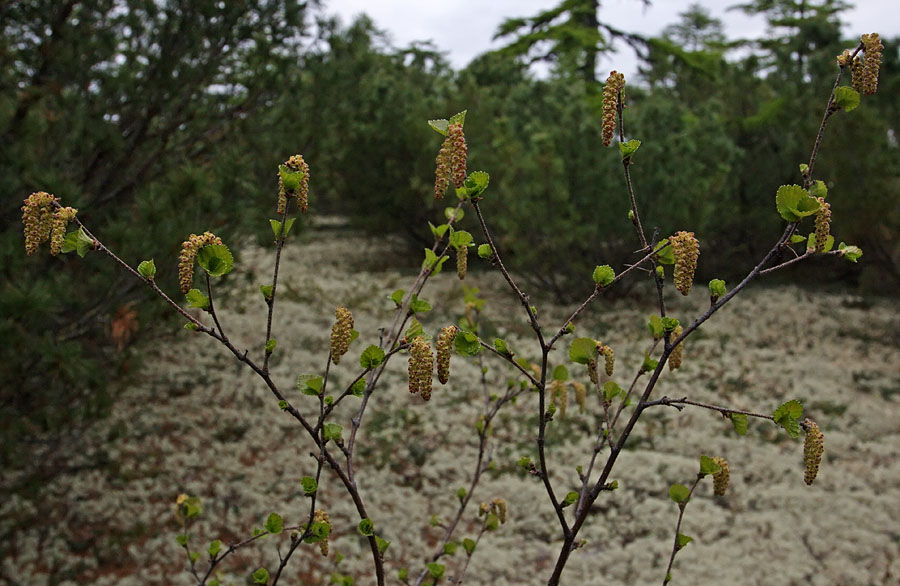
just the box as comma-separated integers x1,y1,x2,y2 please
550,379,567,417
436,325,458,384
670,231,700,295
587,359,599,386
408,336,434,400
330,305,354,364
601,71,625,147
177,231,223,293
277,154,310,214
457,245,468,279
668,325,684,371
49,206,78,256
491,498,507,524
859,33,883,95
572,381,587,413
22,191,57,255
448,122,467,189
600,344,615,377
813,198,831,253
712,457,730,496
803,419,824,485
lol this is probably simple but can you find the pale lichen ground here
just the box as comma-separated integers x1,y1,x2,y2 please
3,222,899,586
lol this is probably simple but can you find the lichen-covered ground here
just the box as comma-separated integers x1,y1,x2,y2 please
3,222,899,586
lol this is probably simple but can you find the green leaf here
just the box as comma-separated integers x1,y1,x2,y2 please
463,538,476,556
185,289,210,310
427,118,449,136
189,551,200,562
422,248,449,274
477,243,493,259
699,455,721,476
269,219,282,238
184,322,199,331
357,518,374,537
676,533,693,549
409,295,432,313
456,487,467,501
305,522,331,543
265,339,277,353
360,345,385,369
65,227,95,257
552,365,569,381
730,413,748,436
264,513,283,535
428,222,450,239
592,265,616,286
279,164,305,191
642,353,659,373
300,476,317,496
196,245,234,278
454,330,482,357
493,338,511,356
427,563,446,579
259,284,274,301
809,179,828,200
517,456,533,469
799,163,809,175
398,568,409,581
647,315,664,340
833,86,860,112
838,243,863,262
790,235,807,244
278,400,288,411
775,185,820,222
252,567,270,584
444,541,459,555
708,279,726,299
463,171,490,198
449,229,474,250
773,399,804,438
445,207,464,222
208,539,222,557
137,259,156,279
654,239,674,265
669,484,691,504
562,491,579,506
449,110,467,127
375,536,390,553
389,289,405,306
619,139,642,158
404,319,424,340
429,515,442,527
323,423,343,442
569,338,598,365
176,534,189,546
807,233,834,253
350,378,366,397
602,381,623,401
297,374,324,396
661,317,680,332
484,513,500,531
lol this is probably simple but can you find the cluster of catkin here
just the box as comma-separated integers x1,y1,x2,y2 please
177,231,223,293
277,154,310,215
22,191,78,256
843,33,884,95
434,122,467,199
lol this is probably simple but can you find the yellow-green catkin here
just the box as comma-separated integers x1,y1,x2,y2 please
712,457,730,496
49,206,78,256
436,325,458,385
600,344,615,377
669,325,684,371
572,381,587,413
813,198,831,253
670,231,700,296
803,419,824,485
330,305,354,364
491,498,507,524
177,231,223,293
22,191,58,255
434,136,452,199
601,71,625,147
408,336,434,400
859,33,884,95
457,245,468,279
277,154,310,215
313,509,331,556
587,359,599,386
448,122,467,189
550,379,567,416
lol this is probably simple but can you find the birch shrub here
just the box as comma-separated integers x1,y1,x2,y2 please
20,35,881,586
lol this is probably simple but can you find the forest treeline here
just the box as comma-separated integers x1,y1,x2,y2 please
1,1,897,475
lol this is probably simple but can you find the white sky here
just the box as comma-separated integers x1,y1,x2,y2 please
323,0,896,79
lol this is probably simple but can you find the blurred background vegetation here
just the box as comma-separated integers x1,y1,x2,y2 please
1,0,897,531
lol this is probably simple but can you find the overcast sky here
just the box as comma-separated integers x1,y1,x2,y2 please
322,0,896,80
